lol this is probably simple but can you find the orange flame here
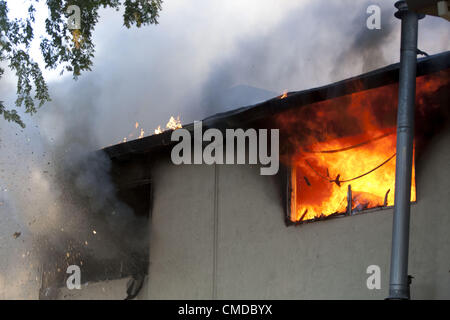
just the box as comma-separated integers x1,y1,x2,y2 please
154,126,163,134
154,116,182,134
166,116,182,130
118,116,183,143
277,70,449,223
290,130,416,222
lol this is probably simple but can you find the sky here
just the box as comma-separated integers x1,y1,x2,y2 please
0,0,449,299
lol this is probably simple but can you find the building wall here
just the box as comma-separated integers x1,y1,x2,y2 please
57,278,130,300
145,126,450,299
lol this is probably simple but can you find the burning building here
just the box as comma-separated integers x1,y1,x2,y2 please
48,51,449,299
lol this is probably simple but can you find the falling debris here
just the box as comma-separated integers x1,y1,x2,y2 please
13,232,21,239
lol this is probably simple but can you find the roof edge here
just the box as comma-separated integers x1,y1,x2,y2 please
101,50,450,160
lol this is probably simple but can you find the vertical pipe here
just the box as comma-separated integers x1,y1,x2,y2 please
346,184,352,216
388,1,422,300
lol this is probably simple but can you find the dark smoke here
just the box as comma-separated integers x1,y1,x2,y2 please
332,4,397,75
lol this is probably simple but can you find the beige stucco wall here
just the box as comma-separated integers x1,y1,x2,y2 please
145,125,450,299
57,277,130,300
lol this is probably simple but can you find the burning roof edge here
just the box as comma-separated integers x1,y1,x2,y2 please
101,51,450,160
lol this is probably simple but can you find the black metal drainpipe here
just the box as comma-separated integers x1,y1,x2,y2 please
388,1,423,300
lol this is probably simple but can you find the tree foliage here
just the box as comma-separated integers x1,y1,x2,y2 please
0,0,163,127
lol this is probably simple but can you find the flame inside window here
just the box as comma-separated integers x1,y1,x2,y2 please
290,130,416,222
274,71,448,224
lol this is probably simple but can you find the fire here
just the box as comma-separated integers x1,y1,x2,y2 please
276,70,450,223
290,130,416,222
166,116,182,130
117,116,182,143
154,116,183,134
280,90,288,99
119,121,141,143
154,126,163,134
